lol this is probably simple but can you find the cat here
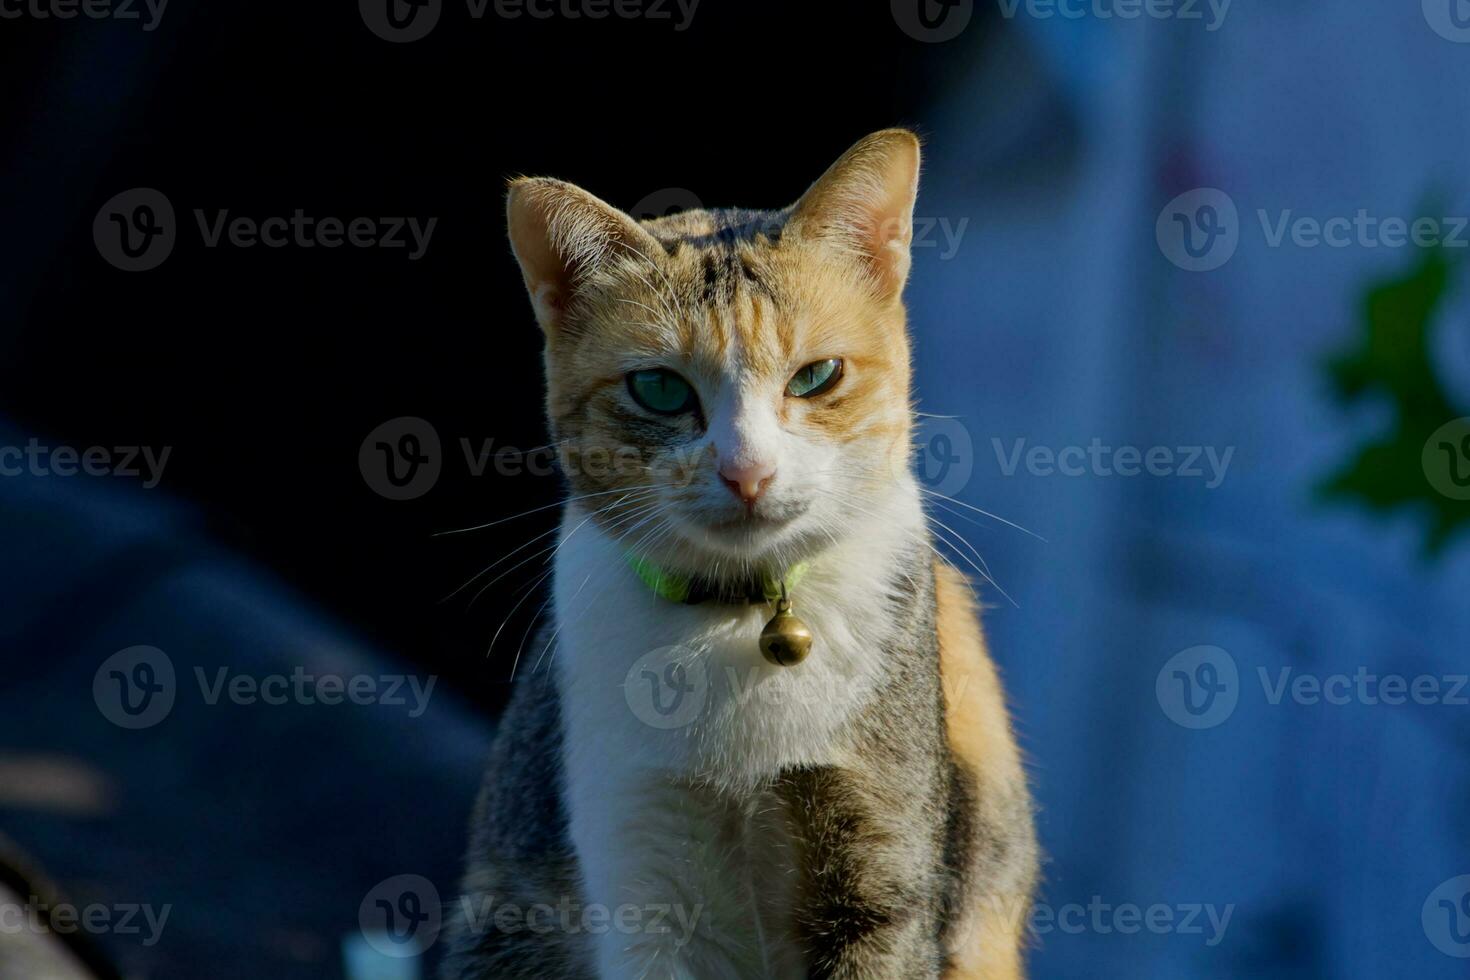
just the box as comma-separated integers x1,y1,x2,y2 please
440,130,1037,979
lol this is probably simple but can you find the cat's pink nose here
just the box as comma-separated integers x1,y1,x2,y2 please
719,460,775,508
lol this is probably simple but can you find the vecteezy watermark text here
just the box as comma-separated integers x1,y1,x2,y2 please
94,188,436,271
1257,210,1470,250
0,439,171,488
0,896,171,948
983,895,1234,947
995,0,1229,30
194,667,437,717
893,0,1226,41
356,874,704,959
457,895,703,944
1158,645,1470,729
1158,188,1470,271
623,646,989,730
992,438,1234,488
0,0,167,30
1258,667,1469,708
93,646,438,729
360,0,700,43
194,209,436,259
359,417,712,501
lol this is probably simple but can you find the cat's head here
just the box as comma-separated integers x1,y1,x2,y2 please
506,130,922,579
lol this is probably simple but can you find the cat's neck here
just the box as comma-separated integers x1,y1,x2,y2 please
561,478,927,629
550,479,930,788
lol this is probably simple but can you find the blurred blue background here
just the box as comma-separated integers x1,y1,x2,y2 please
2,2,1468,977
909,7,1470,977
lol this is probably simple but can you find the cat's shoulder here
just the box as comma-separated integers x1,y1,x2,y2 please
933,562,1025,790
469,653,568,860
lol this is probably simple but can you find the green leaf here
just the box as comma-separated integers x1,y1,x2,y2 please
1318,248,1470,556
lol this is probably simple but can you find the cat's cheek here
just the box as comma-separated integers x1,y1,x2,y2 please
658,441,714,492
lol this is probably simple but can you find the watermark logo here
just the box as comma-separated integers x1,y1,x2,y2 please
625,190,967,259
193,666,437,716
1423,417,1470,500
1424,875,1470,957
915,417,975,497
362,423,709,500
1258,667,1467,708
1424,0,1470,42
356,881,704,959
1162,191,1470,270
623,646,708,730
94,648,438,727
994,0,1230,30
993,438,1233,487
360,0,443,41
625,659,989,731
629,187,704,222
1157,188,1239,272
361,417,443,500
1156,645,1239,729
978,895,1233,947
360,874,442,958
457,894,703,944
487,0,700,30
911,215,970,260
362,0,698,42
1163,653,1469,729
94,188,176,272
892,0,973,42
95,191,437,269
1258,210,1470,250
192,209,436,258
93,646,176,730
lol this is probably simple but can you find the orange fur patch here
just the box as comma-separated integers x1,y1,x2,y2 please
936,562,1031,980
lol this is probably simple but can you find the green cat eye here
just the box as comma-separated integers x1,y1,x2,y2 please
787,358,843,398
626,368,697,415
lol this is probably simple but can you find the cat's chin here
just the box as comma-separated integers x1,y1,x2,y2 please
703,512,795,536
663,512,821,568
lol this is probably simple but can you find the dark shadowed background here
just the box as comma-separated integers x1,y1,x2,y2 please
3,1,1470,977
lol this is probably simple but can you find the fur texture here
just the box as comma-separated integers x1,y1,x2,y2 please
440,131,1037,979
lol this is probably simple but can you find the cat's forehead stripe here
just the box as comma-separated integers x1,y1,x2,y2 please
643,207,789,249
699,251,735,305
668,240,789,375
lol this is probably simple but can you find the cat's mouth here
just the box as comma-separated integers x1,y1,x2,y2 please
666,502,816,562
702,498,812,535
705,511,794,533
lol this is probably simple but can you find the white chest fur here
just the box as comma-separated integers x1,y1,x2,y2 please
550,489,925,978
552,488,924,787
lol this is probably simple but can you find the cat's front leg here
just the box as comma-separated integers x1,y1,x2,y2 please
778,765,946,980
565,769,791,980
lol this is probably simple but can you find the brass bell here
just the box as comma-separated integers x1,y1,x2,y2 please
759,589,813,667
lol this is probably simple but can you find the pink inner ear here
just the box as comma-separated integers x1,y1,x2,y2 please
507,184,577,306
869,214,915,290
529,281,565,322
791,131,921,297
506,177,662,333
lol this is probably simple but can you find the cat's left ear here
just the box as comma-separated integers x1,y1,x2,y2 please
506,177,661,334
788,129,922,300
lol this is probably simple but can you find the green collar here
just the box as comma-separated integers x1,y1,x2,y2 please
626,555,809,606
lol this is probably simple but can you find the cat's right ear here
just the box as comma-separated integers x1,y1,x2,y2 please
788,129,922,301
506,177,660,334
